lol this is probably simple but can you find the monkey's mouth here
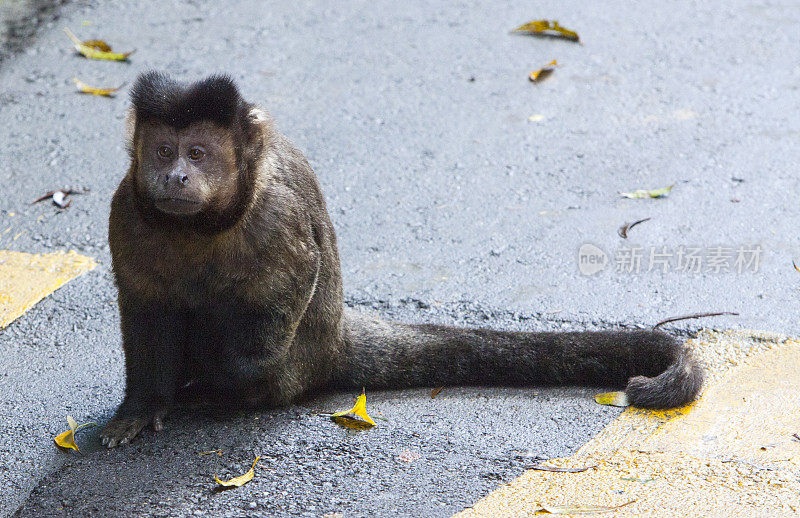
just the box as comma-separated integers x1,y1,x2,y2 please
154,197,203,215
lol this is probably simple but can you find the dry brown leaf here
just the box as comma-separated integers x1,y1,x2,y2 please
617,217,651,238
512,20,580,42
529,60,558,83
430,386,444,399
73,77,123,97
214,457,259,488
31,188,88,208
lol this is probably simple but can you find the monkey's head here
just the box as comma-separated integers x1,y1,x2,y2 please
127,72,269,232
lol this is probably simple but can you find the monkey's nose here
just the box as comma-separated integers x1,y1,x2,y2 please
164,171,190,186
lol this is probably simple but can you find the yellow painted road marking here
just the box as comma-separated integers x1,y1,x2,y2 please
455,330,800,517
0,250,97,328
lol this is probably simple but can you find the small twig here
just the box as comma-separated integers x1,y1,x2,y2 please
617,217,651,239
791,433,800,442
527,463,596,473
653,312,739,329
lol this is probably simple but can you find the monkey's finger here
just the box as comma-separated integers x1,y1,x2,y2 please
101,419,128,448
117,418,147,446
152,410,167,432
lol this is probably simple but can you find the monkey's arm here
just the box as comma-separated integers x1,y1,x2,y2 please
101,299,188,448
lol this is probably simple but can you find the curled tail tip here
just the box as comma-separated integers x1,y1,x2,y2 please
624,351,704,409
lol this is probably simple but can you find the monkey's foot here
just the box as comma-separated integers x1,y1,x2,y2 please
101,407,169,448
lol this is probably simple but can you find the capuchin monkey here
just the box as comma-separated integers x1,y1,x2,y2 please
100,72,703,447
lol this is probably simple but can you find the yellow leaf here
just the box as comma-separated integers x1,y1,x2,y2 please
64,28,134,61
512,20,580,42
199,449,222,456
594,391,629,407
619,184,674,199
529,60,558,83
81,40,111,52
331,392,376,427
214,457,259,487
73,78,123,97
54,415,96,452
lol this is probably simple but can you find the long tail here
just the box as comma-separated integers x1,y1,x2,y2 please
332,310,703,409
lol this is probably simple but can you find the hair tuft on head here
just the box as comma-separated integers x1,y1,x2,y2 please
130,71,245,129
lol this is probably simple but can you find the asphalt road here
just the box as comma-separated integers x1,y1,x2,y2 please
1,0,799,516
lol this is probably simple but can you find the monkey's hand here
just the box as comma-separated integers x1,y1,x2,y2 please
101,399,171,448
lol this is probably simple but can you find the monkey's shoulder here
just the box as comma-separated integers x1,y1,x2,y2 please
110,176,315,304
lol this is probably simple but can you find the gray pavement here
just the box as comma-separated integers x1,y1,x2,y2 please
1,0,799,516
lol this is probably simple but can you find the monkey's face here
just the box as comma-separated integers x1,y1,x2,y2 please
135,121,239,216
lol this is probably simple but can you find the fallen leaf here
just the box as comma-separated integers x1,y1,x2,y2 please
331,391,376,427
54,415,96,453
73,77,123,97
199,449,222,456
537,500,636,515
214,456,259,487
512,20,580,42
430,386,444,399
52,191,70,208
31,188,88,208
81,40,111,52
529,60,558,82
619,184,674,199
617,217,651,238
793,261,800,273
528,463,596,473
64,28,134,61
594,391,629,407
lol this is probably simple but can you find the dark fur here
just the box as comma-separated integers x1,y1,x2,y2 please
101,73,704,447
130,71,245,130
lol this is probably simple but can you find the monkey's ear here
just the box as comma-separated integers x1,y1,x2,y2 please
247,106,270,124
124,107,137,157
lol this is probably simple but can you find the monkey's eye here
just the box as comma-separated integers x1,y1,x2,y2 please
157,146,173,159
187,148,205,161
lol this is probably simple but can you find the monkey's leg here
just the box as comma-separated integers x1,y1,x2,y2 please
101,303,188,448
189,305,303,407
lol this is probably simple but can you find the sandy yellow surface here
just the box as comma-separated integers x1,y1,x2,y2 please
0,250,97,328
456,330,800,517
